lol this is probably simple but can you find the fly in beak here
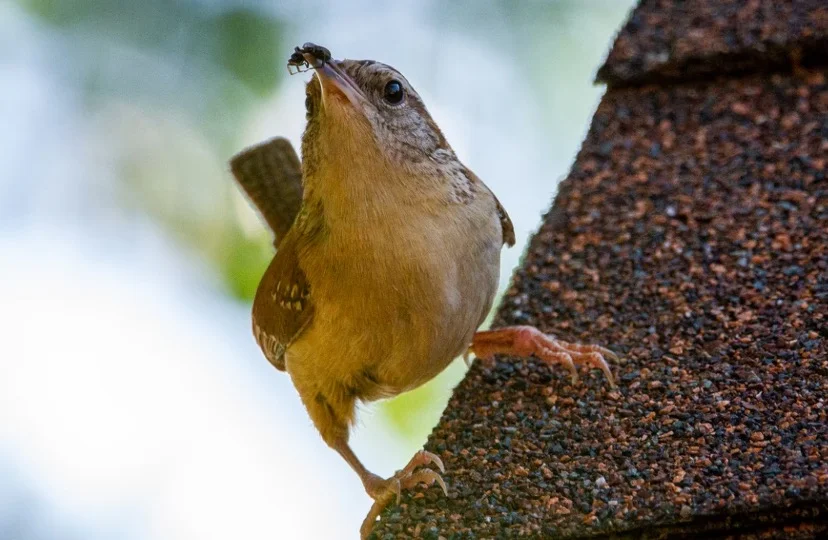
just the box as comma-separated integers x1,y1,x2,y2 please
303,53,371,112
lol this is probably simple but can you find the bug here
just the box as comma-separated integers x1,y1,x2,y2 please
288,42,332,75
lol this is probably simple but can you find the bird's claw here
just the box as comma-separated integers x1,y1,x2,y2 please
542,336,617,388
360,450,447,539
392,449,445,502
470,326,618,388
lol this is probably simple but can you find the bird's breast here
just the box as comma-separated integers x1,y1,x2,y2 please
296,196,502,396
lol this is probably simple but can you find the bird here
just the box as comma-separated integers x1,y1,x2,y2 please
230,43,617,538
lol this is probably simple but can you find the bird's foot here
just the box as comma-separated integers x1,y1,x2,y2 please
359,450,447,538
469,325,617,387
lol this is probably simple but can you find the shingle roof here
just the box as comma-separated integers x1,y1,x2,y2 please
597,0,828,87
373,67,827,540
371,1,828,537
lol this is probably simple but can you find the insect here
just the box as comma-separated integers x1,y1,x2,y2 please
288,42,332,75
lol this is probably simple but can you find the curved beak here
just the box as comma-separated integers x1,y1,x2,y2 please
303,53,371,111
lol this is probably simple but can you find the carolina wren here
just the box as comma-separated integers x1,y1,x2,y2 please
231,43,616,538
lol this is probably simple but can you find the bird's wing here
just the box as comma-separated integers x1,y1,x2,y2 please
230,137,303,246
463,166,516,248
251,230,314,371
493,194,515,247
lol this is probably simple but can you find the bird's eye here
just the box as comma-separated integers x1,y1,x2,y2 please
383,80,404,105
305,93,314,117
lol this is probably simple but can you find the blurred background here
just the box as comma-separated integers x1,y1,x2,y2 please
0,0,634,538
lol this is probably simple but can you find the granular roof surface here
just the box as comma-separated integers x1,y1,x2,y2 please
596,0,828,87
371,68,828,539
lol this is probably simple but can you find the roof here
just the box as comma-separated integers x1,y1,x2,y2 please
597,0,828,87
372,68,827,539
371,1,828,537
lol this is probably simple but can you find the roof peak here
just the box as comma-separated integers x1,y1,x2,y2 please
597,0,828,87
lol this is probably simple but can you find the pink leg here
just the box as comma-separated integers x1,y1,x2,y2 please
469,325,617,387
358,450,446,538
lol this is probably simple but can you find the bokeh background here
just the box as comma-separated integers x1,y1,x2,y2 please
0,0,635,538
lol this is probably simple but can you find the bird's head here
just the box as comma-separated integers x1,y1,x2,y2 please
294,45,455,187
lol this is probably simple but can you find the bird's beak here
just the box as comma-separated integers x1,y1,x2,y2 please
304,54,370,112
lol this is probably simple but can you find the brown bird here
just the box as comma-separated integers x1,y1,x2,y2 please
231,43,616,537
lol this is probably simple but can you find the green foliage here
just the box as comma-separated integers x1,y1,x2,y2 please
381,359,467,440
20,0,95,25
17,0,286,302
218,228,273,302
18,0,284,98
211,9,281,97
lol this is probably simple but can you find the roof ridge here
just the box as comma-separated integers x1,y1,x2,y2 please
597,0,828,88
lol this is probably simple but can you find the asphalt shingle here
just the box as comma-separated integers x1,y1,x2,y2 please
597,0,828,87
372,1,828,537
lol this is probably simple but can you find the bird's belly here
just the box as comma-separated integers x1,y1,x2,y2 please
291,231,500,400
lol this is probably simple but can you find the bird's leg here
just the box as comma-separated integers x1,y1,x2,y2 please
293,379,446,539
334,441,446,502
333,441,446,539
469,325,617,387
